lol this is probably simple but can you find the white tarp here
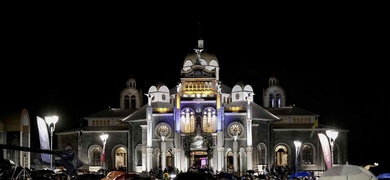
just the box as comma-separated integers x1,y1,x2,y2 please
319,164,378,180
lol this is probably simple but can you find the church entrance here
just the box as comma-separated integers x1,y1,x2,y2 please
190,151,208,169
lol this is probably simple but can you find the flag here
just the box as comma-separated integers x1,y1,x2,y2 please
310,119,319,138
311,119,319,129
37,116,51,163
100,146,105,162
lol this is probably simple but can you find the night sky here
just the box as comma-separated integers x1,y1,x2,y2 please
2,4,388,174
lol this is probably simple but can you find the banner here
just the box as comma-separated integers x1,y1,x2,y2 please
318,133,332,170
100,145,105,162
37,116,51,163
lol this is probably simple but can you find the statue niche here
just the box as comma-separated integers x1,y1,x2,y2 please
190,124,207,151
184,122,214,159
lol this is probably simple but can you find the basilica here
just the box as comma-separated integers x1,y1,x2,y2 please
56,39,348,176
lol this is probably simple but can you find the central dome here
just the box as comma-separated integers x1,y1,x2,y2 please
182,39,219,72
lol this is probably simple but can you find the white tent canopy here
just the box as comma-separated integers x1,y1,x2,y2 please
319,164,378,180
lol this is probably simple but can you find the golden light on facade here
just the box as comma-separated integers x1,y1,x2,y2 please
156,108,170,113
184,91,213,95
231,107,241,112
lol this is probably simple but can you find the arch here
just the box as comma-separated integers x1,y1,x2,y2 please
135,143,143,166
301,143,316,165
202,107,217,133
333,143,339,165
152,148,161,170
65,145,73,150
166,148,174,167
238,147,247,176
180,108,196,133
131,95,136,109
256,143,267,166
125,95,130,109
88,145,102,166
209,60,219,67
113,145,128,170
274,143,291,167
120,88,141,109
225,148,234,173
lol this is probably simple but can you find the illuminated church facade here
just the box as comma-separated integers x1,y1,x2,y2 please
57,39,348,175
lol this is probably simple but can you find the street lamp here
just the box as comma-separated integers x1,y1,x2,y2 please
294,140,302,172
326,130,338,167
45,115,59,170
100,133,109,171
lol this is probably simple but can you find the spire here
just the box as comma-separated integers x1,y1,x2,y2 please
197,23,204,49
198,22,201,40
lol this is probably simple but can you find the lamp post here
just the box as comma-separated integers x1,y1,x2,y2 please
294,140,302,172
45,115,59,170
326,130,338,167
100,133,109,171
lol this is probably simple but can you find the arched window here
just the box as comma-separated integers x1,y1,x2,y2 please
202,107,217,133
135,144,142,166
269,94,274,107
124,95,130,109
166,149,174,167
180,108,195,133
115,147,127,170
227,150,234,173
131,95,136,109
90,146,102,166
301,143,315,164
275,145,288,166
276,94,281,107
333,143,339,165
257,143,267,165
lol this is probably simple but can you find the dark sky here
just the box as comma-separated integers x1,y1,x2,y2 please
2,3,388,174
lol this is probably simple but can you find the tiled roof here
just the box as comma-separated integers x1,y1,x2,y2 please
265,106,318,116
81,126,129,131
123,102,174,122
84,108,136,119
123,100,281,122
56,126,129,134
224,101,280,121
220,83,232,94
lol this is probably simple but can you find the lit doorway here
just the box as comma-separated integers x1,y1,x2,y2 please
190,151,208,169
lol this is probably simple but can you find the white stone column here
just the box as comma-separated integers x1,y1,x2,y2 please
217,147,224,172
246,99,253,170
174,147,182,171
161,141,166,170
216,131,224,172
146,104,153,172
233,141,238,172
141,125,147,171
246,146,253,170
146,147,153,172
